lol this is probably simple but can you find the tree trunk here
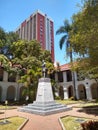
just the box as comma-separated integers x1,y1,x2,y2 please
70,51,77,100
72,72,77,100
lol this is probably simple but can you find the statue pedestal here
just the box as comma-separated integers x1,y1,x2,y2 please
19,78,71,115
35,78,54,103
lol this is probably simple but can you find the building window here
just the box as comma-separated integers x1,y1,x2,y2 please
66,70,72,82
0,68,3,81
58,71,63,82
30,17,32,40
40,18,43,22
33,15,36,39
40,28,43,32
40,31,43,35
8,73,16,82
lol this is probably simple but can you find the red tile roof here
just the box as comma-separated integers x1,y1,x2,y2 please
60,63,70,71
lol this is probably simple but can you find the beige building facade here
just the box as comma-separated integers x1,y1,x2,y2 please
0,68,23,102
0,63,97,102
54,64,98,100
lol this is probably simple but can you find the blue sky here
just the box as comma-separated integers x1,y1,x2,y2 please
0,0,82,65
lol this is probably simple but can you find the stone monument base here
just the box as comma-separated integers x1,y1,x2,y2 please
19,101,71,115
19,78,71,115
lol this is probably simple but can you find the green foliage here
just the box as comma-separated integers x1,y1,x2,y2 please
6,31,19,45
39,49,52,62
69,0,98,83
55,96,61,100
11,40,42,59
0,27,19,57
0,54,11,70
0,27,6,45
0,27,55,102
71,58,98,83
18,68,41,101
70,0,98,58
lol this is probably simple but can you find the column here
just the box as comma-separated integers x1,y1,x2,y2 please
1,86,7,101
14,84,19,101
3,71,8,82
55,72,58,82
75,86,79,99
63,87,68,99
63,71,67,82
85,79,92,100
85,84,92,100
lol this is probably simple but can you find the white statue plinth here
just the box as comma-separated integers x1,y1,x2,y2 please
36,78,54,103
19,77,71,115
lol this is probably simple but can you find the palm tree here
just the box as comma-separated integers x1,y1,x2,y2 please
56,20,77,100
56,20,72,62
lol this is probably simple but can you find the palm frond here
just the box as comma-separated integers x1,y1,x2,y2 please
64,20,71,32
59,35,68,49
56,26,66,35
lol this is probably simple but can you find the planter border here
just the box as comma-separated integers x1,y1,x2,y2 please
59,115,97,130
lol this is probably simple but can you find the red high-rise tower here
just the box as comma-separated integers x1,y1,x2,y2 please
16,10,54,62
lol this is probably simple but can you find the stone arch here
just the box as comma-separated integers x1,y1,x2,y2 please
0,86,2,101
7,86,15,101
19,86,25,100
78,84,86,100
68,85,73,98
59,86,64,100
90,83,98,99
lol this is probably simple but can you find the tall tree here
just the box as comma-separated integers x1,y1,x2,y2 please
0,27,19,58
0,27,7,54
5,31,19,57
0,29,55,101
10,40,42,59
56,20,77,99
10,40,54,73
69,0,98,84
56,20,73,62
12,40,54,101
6,31,19,44
0,27,6,43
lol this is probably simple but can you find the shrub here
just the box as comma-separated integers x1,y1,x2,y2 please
55,96,61,100
69,96,74,100
81,120,98,130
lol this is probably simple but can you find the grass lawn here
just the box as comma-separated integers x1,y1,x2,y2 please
0,116,26,130
75,102,98,108
61,116,90,130
56,99,83,105
0,105,17,110
56,99,98,107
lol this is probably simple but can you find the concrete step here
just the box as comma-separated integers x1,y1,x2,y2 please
19,105,71,115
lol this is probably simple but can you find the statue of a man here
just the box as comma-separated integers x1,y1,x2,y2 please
42,60,48,78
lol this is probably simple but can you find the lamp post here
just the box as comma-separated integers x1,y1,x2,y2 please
4,100,8,123
26,95,29,105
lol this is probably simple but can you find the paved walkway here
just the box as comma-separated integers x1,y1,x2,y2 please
0,104,98,130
